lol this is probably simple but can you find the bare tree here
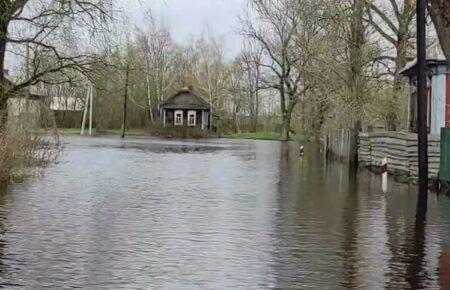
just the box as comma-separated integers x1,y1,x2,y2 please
136,14,179,122
228,60,246,133
297,0,378,133
241,0,314,141
428,0,450,65
240,40,263,132
193,35,229,134
349,0,367,130
0,0,112,126
364,0,416,129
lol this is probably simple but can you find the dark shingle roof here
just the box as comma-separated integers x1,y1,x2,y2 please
161,88,210,110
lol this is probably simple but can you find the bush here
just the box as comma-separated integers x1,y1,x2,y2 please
150,125,210,139
0,122,61,183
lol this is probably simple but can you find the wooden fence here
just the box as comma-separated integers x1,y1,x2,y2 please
358,131,440,179
327,129,358,164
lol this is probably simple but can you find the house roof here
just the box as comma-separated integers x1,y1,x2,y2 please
399,58,448,77
161,88,210,110
4,71,47,100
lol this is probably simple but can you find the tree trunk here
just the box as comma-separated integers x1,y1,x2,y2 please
232,102,238,133
280,112,291,141
209,94,213,131
0,20,9,129
251,114,257,133
253,90,259,133
121,64,130,139
279,79,288,141
428,0,450,66
348,0,365,131
145,69,154,124
388,29,410,131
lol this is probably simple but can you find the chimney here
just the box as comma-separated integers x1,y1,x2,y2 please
181,85,194,93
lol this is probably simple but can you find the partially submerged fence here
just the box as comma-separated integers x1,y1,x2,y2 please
358,131,440,179
327,129,358,164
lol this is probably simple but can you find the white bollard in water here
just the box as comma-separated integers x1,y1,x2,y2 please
381,157,388,193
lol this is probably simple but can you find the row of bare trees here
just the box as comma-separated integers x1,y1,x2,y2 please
3,0,450,141
83,20,269,134
239,0,450,140
0,0,114,127
240,0,376,140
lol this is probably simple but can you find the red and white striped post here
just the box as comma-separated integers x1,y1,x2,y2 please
381,157,388,193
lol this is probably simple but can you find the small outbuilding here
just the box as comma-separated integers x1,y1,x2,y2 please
5,72,46,128
160,87,211,130
400,58,450,135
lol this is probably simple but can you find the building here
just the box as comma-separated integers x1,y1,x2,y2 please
400,58,450,135
160,87,211,130
7,90,44,128
49,95,84,128
5,71,47,128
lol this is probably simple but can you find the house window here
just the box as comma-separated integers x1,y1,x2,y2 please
175,110,183,126
188,110,196,127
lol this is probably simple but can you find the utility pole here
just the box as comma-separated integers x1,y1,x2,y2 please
89,84,93,136
416,0,428,220
122,64,130,139
81,85,94,136
81,86,90,136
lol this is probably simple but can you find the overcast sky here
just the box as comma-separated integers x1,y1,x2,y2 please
118,0,247,58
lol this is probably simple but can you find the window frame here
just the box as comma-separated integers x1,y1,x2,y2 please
188,110,196,127
174,110,183,126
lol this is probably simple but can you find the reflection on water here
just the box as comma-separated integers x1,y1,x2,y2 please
0,136,449,289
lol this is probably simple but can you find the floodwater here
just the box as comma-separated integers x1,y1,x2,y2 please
0,136,449,289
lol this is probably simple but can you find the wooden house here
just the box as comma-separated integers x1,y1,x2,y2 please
160,87,211,130
400,58,450,135
5,70,46,128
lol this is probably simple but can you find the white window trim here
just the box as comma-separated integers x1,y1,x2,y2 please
174,110,183,126
188,110,196,127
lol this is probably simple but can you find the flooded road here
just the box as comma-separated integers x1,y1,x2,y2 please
0,136,449,289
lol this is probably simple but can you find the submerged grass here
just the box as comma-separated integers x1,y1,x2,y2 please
57,127,315,142
57,128,150,137
224,132,313,142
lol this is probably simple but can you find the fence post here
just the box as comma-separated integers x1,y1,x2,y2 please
382,157,388,193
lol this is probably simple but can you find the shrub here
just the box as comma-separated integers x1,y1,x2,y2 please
0,119,61,183
150,125,210,139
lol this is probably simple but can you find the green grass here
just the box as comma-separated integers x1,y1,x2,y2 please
56,128,82,135
56,128,314,142
56,128,150,137
224,132,312,141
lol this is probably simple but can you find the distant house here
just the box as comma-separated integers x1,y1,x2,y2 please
49,95,84,128
7,89,44,128
5,71,46,128
400,58,450,135
160,87,211,130
50,95,83,112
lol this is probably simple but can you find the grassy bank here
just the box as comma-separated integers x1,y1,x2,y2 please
57,128,314,142
57,128,150,137
224,132,313,142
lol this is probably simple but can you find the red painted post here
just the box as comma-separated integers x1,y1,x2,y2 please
382,157,388,193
